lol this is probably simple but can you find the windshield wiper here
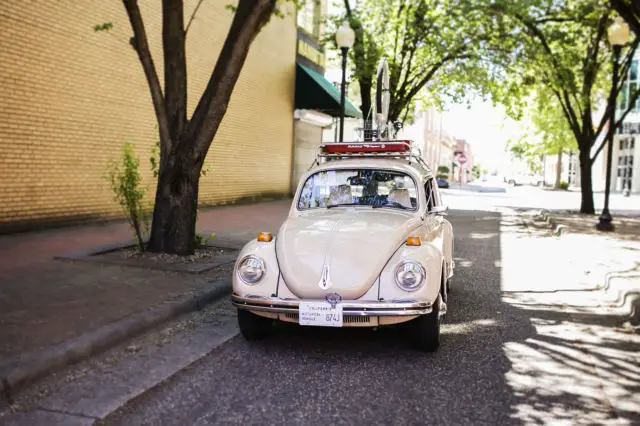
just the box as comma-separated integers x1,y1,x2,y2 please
326,203,362,209
372,202,411,210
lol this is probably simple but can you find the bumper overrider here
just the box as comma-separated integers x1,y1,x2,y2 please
232,294,433,316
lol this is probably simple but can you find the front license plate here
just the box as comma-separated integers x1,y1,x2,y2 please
299,302,343,327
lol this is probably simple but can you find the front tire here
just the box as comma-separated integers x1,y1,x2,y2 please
407,294,441,352
237,309,272,340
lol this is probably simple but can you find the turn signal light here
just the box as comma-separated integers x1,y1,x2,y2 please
257,232,273,242
406,236,421,246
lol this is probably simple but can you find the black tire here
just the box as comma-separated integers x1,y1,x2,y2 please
407,294,441,352
237,309,272,340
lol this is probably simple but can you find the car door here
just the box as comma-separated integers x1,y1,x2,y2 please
422,177,443,240
428,177,454,278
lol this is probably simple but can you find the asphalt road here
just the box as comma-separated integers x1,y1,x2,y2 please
98,207,639,426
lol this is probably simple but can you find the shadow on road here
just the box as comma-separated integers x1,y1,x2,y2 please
102,209,639,425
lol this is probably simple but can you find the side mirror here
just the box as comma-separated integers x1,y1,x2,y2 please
430,205,448,216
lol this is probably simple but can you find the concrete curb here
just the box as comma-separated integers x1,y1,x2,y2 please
0,279,232,405
55,239,241,275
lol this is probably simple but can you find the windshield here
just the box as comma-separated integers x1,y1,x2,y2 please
297,169,418,210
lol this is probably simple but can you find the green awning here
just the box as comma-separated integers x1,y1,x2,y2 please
294,63,362,118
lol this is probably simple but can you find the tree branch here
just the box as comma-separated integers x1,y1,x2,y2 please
187,0,277,162
185,0,205,35
390,52,467,121
163,0,188,151
392,0,403,62
551,87,581,142
593,40,639,142
591,73,640,162
584,13,608,74
343,0,352,16
122,0,171,155
533,17,574,24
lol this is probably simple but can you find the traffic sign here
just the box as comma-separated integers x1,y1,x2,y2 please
457,152,467,165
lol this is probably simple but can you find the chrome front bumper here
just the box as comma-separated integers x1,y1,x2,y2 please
231,294,433,316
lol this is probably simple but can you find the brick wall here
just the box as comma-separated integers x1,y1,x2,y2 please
0,0,296,232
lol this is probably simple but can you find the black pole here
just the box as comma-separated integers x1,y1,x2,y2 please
596,45,621,232
339,46,348,142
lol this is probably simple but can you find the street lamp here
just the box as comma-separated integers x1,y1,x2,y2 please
336,20,355,142
597,17,629,232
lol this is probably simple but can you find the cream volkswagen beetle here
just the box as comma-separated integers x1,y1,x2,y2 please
231,140,454,351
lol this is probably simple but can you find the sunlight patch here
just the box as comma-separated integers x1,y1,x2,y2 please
470,232,498,239
473,318,497,326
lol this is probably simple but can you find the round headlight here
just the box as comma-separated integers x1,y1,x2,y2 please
237,255,265,284
394,260,426,291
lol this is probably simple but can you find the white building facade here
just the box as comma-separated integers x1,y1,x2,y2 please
541,51,639,194
612,47,640,194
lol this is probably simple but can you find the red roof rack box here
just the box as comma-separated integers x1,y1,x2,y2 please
322,141,411,154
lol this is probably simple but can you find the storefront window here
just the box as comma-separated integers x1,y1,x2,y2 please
297,0,320,37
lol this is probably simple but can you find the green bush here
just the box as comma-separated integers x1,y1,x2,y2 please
559,181,569,190
437,165,450,174
106,142,150,251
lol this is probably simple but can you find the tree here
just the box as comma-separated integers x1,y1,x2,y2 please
489,0,639,213
506,88,577,188
119,0,290,254
610,0,640,38
437,165,450,180
529,88,578,189
471,164,486,180
326,0,511,133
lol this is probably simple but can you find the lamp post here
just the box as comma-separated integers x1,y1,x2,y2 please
597,17,629,232
335,21,355,142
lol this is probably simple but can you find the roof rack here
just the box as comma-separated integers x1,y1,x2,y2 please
311,140,431,172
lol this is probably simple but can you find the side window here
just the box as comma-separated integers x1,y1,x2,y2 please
424,179,436,211
431,179,442,207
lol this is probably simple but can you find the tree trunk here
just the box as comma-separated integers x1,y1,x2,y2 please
579,148,595,214
554,148,563,189
147,150,201,255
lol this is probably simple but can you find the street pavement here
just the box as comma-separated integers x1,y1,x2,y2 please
100,206,638,425
1,187,638,425
445,183,640,216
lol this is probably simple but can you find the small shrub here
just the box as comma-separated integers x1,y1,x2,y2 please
560,181,569,190
106,142,150,251
437,165,450,175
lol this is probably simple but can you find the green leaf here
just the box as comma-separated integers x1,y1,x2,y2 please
94,22,113,32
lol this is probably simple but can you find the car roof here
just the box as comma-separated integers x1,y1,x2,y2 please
309,157,433,181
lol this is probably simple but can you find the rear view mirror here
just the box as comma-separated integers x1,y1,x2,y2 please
431,205,448,215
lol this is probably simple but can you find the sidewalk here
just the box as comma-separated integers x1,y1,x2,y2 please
499,207,640,324
0,200,291,366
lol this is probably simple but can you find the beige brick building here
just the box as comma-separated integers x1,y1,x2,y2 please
0,1,297,232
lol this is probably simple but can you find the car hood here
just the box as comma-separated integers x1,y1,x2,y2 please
275,208,421,299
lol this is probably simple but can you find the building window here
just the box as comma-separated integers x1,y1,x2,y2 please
616,137,635,192
298,0,321,38
618,59,639,112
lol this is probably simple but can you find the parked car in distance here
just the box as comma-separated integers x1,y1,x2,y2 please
437,178,450,188
231,140,455,352
504,173,544,187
